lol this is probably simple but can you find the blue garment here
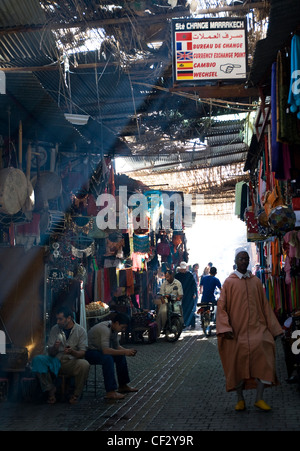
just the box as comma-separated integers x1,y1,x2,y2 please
175,271,197,327
200,275,221,304
31,355,61,377
85,349,130,392
271,62,284,179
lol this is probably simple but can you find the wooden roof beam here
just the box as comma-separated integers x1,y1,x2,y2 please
0,3,269,36
170,84,259,99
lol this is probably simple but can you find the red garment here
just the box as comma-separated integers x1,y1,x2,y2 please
126,268,134,295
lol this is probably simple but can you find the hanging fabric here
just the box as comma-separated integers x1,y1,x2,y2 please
277,49,300,144
271,61,284,179
133,234,150,253
288,34,300,119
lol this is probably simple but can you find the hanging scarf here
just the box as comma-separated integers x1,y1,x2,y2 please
288,34,300,119
271,61,284,178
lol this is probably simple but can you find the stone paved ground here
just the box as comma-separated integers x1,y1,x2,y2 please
0,319,299,432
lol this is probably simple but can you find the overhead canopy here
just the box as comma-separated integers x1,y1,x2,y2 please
248,0,300,89
0,1,266,149
116,118,249,205
0,0,270,205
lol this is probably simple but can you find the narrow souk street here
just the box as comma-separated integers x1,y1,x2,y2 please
1,0,300,440
0,318,299,433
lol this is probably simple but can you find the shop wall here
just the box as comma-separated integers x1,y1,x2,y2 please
0,246,45,358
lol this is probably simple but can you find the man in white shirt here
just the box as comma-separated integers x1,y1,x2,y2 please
32,306,90,405
155,269,183,335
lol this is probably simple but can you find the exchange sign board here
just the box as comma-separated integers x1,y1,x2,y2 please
172,17,247,83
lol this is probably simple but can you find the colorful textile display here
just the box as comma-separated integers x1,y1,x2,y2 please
133,234,150,253
276,49,300,144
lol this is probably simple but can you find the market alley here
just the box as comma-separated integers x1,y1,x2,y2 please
0,318,299,432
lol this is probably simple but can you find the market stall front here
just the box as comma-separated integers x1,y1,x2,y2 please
241,15,300,385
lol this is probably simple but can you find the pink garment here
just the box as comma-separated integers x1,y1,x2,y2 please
132,253,141,271
288,230,300,259
283,230,300,283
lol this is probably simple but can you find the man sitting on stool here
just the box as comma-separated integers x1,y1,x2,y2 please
85,313,138,400
32,306,90,404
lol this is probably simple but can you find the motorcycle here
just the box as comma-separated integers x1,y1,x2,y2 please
157,295,183,342
197,302,216,337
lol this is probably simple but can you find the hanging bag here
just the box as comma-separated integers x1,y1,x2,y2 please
263,180,284,217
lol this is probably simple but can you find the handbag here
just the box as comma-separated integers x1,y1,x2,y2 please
263,180,284,217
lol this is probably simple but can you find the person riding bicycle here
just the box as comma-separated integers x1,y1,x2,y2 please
200,266,221,321
154,269,183,336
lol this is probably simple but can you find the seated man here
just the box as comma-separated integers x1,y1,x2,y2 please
85,313,138,400
155,269,183,335
32,306,90,404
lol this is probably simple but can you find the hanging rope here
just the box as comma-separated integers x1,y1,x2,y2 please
128,71,140,139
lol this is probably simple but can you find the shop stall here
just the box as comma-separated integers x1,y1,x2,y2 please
0,141,192,378
239,25,300,383
241,36,300,320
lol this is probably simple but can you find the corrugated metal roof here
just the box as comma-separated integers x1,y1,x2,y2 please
117,148,247,174
0,0,57,63
0,71,87,146
0,0,46,27
0,0,256,191
126,161,248,198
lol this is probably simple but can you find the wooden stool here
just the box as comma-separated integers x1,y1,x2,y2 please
21,377,37,402
58,374,69,401
86,364,100,397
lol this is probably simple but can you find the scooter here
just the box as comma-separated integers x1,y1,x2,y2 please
197,302,216,337
158,295,183,342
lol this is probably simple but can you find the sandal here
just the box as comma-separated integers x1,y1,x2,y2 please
69,394,79,404
104,391,125,400
47,395,56,404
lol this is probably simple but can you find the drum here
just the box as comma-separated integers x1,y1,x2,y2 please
40,210,66,234
0,168,28,215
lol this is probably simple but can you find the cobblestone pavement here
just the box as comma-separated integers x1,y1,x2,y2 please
0,319,299,432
